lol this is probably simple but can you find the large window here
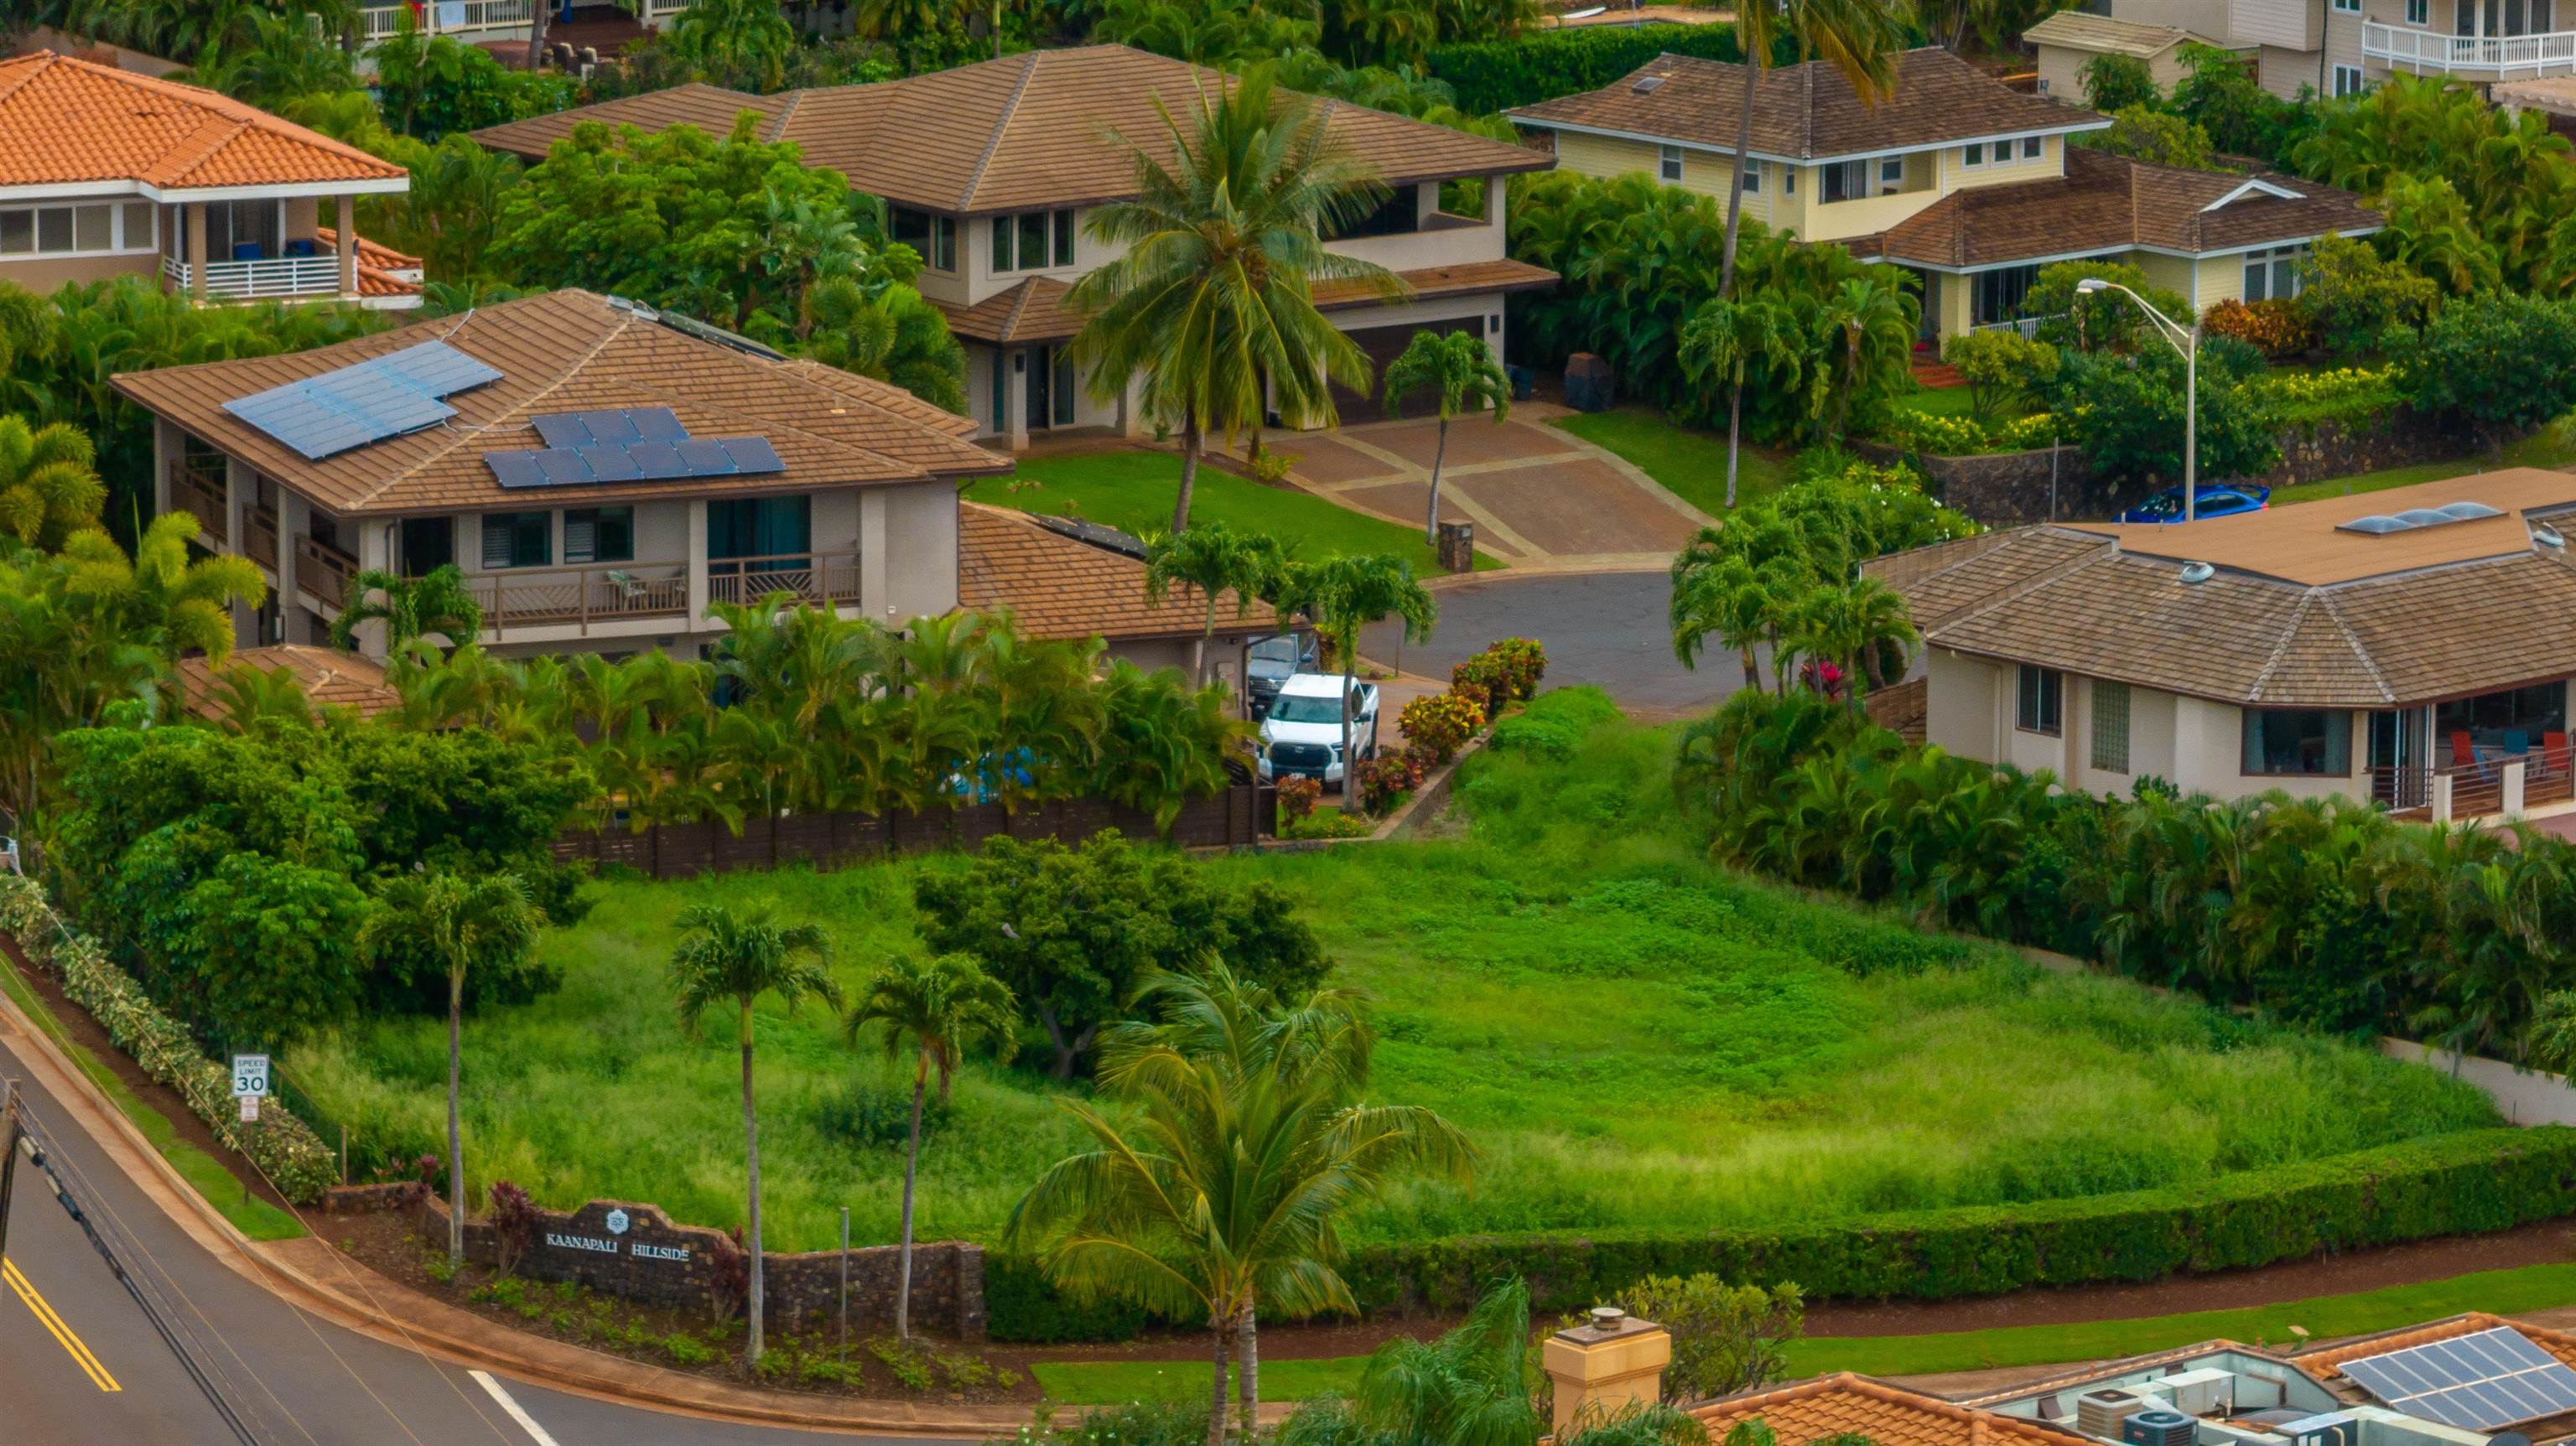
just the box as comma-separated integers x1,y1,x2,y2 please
564,506,634,565
2332,65,2366,97
2434,681,2568,751
2017,665,2063,736
707,495,811,562
1972,264,2039,327
2242,243,2311,302
1327,189,1422,240
989,209,1077,273
399,516,454,575
0,200,153,259
1822,159,1871,203
2091,680,2132,773
888,205,957,272
2242,708,2351,775
2459,0,2554,34
480,511,551,570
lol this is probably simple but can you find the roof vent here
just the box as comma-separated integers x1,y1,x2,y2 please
1633,73,1667,92
1588,1306,1628,1329
2537,524,2567,549
2179,561,2214,583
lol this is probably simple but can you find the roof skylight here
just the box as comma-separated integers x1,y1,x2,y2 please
2335,501,2505,536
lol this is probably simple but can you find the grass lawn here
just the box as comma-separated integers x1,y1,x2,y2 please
1887,386,1987,421
2272,421,2576,506
0,953,303,1241
293,692,2499,1259
1553,407,1791,515
963,448,1498,572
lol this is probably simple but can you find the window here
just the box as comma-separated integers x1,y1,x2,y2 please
398,516,453,575
2407,0,2429,21
2091,681,2132,774
887,205,957,272
1782,165,1794,194
2333,64,2366,96
1659,143,1685,182
1327,189,1423,239
2020,135,2042,161
564,506,634,565
2242,709,2351,775
707,495,811,562
0,200,153,259
2017,665,2063,736
480,511,550,570
1822,158,1870,203
990,210,1077,272
1054,208,1075,267
1880,156,1905,191
1963,141,1986,168
2334,0,2360,11
2241,243,2310,302
1741,158,1763,194
1972,263,2039,326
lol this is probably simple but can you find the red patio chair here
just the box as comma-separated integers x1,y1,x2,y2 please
2451,731,2478,770
2550,731,2573,780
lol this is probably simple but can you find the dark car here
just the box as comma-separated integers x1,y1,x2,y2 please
2120,485,2271,524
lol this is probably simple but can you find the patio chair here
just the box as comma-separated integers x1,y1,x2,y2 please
231,241,264,262
2505,728,2532,759
2551,732,2573,779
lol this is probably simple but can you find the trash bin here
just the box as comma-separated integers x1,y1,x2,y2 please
1436,521,1476,574
1506,364,1535,402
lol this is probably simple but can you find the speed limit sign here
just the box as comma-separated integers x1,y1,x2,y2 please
231,1054,270,1099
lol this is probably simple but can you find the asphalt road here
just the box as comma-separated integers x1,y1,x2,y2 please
0,1029,922,1446
1359,569,1752,718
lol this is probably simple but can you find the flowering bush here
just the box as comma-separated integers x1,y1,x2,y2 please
1275,774,1321,824
1399,690,1488,764
1355,747,1431,816
1880,410,2064,456
2201,297,2314,359
2246,365,2401,428
1450,679,1491,719
1454,638,1546,705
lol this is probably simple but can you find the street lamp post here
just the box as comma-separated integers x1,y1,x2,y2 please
2076,277,2202,521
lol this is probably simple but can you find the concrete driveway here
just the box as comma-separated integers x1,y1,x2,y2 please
1362,570,1754,721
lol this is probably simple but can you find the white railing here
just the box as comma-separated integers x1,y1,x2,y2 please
1971,313,2064,340
2364,18,2576,75
361,0,537,39
162,253,345,301
642,0,690,19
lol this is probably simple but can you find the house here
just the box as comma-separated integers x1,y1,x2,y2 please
1505,47,2379,340
2070,0,2576,98
2023,11,2237,101
174,645,402,720
1867,469,2576,823
468,45,1559,448
356,0,686,49
0,51,419,308
112,287,1274,671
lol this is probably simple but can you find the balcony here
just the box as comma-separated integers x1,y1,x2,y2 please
163,252,347,303
245,507,279,573
465,562,690,632
295,533,361,611
708,551,864,609
167,461,227,545
2364,19,2576,78
361,0,534,39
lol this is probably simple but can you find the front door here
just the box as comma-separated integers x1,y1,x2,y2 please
2369,707,2429,810
1025,346,1052,433
707,495,813,601
399,516,454,576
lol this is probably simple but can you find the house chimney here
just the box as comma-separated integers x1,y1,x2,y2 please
1544,1307,1670,1433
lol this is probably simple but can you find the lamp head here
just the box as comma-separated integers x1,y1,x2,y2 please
2075,278,2107,294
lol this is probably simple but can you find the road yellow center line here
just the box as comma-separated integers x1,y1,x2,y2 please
3,1256,122,1392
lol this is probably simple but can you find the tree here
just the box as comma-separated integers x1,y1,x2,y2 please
1614,1275,1805,1403
1143,522,1287,685
1273,555,1435,793
1067,65,1405,532
1679,294,1800,509
2388,291,2576,443
2079,54,2159,113
2083,106,2217,170
1008,967,1473,1446
663,0,803,92
1937,329,2057,424
1381,329,1510,542
1716,0,1907,297
0,415,105,552
2023,260,2191,355
2171,42,2312,164
2052,345,2282,489
1807,275,1915,442
356,871,542,1272
329,562,484,652
845,953,1016,1340
1341,1277,1543,1446
2375,174,2505,296
1670,554,1781,692
1786,575,1917,697
669,901,844,1363
2293,232,2438,359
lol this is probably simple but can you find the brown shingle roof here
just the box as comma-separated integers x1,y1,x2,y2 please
2022,11,2219,57
1508,47,2106,161
110,289,1006,518
1315,257,1558,308
0,50,408,193
1880,145,2380,267
175,645,399,720
958,502,1261,642
1694,1374,2096,1446
470,47,1548,215
936,277,1084,345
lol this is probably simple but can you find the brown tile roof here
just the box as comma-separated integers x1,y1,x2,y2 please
1315,257,1559,309
352,264,420,300
470,47,1549,215
958,501,1262,641
770,357,983,438
1693,1374,2095,1446
0,50,408,194
1881,145,2381,267
1508,47,2106,161
110,288,1006,518
2077,468,2576,585
2298,1314,2576,1376
2022,11,2220,57
941,259,1558,345
465,82,787,163
175,645,399,720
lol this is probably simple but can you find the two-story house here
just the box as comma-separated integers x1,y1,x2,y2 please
2070,0,2576,98
1508,48,2378,342
0,50,422,309
470,45,1558,449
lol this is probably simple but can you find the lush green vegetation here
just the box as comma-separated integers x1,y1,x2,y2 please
1552,410,1794,516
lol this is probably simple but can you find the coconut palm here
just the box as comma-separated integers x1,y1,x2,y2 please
1272,555,1435,793
1143,522,1288,686
1008,967,1473,1446
357,871,542,1272
1716,0,1909,297
1380,329,1510,544
329,563,484,653
1678,295,1800,509
0,415,106,552
669,901,843,1362
1067,65,1406,533
845,953,1017,1340
1348,1276,1543,1446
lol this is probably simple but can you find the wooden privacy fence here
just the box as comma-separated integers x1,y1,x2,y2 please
550,784,1276,878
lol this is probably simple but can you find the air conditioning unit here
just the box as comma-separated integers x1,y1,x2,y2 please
2279,1412,2355,1446
2080,1391,2152,1440
2123,1410,2198,1446
2159,1369,2237,1418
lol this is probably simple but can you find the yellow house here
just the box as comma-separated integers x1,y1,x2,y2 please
1508,47,2380,344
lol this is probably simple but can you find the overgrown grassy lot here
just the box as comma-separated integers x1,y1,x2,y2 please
292,692,2498,1256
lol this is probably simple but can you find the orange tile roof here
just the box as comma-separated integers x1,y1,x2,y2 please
1693,1374,2096,1446
312,226,422,273
958,501,1265,642
0,51,408,194
175,645,400,720
2298,1314,2576,1377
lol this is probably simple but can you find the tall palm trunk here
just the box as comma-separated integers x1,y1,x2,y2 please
1196,595,1217,687
445,966,465,1271
1718,60,1762,298
1726,379,1745,509
1739,645,1761,693
524,0,552,71
1424,416,1450,545
1206,1324,1232,1446
1174,406,1203,533
740,1008,766,1361
896,1056,925,1339
1236,1302,1259,1443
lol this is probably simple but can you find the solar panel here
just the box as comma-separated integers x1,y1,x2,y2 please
2343,1328,2576,1431
224,340,503,460
530,407,685,449
486,430,787,489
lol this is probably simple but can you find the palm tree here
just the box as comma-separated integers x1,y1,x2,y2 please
1678,295,1800,509
1716,0,1909,297
663,0,802,91
844,953,1017,1340
1380,330,1510,544
1009,967,1473,1446
1810,276,1917,442
1067,65,1406,532
669,901,844,1362
1347,1277,1543,1446
357,872,542,1272
204,659,319,732
1143,523,1287,686
329,562,484,653
0,414,106,552
1670,554,1779,691
1788,575,1917,697
1274,555,1436,794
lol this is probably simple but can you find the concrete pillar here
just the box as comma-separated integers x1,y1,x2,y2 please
2505,759,2527,819
278,491,305,621
226,456,256,648
336,194,358,299
355,520,392,656
1006,348,1031,452
184,202,208,301
1543,1309,1669,1436
2433,771,2455,823
859,490,889,625
1116,370,1145,440
685,501,710,625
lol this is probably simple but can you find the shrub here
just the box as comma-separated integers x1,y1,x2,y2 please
2294,233,2438,360
2389,290,2576,440
817,1079,951,1148
2200,298,2314,359
2247,365,2401,428
490,1180,541,1278
1283,808,1375,840
1357,748,1431,816
1276,774,1322,823
1455,638,1546,705
2026,260,2193,354
985,1254,1152,1342
1427,23,1753,112
1938,329,2058,422
2080,52,2159,111
1616,1276,1805,1402
2081,106,2218,170
1400,691,1488,764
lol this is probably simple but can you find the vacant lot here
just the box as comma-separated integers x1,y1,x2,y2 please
293,692,2497,1254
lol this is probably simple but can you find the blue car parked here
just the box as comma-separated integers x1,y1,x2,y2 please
2120,484,2270,523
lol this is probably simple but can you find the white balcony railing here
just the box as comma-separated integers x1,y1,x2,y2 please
162,253,346,301
2364,19,2576,75
1971,314,2064,340
361,0,537,39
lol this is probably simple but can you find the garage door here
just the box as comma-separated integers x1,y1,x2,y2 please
1328,317,1485,422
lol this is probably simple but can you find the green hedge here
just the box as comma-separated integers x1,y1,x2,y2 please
1426,24,1751,115
988,1128,2576,1337
986,1253,1156,1343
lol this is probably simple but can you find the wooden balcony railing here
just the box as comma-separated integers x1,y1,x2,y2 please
460,562,690,632
295,533,360,611
167,461,226,545
2374,744,2576,821
245,506,278,573
707,550,864,609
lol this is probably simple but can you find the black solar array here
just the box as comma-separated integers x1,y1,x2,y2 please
2342,1327,2576,1431
530,407,689,449
486,408,784,490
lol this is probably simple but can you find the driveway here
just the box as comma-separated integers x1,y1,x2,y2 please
1361,570,1753,721
1267,404,1713,570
